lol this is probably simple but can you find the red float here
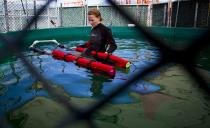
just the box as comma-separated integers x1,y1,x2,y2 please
75,47,131,68
52,50,116,77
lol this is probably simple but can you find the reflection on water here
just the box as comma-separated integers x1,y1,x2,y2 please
196,45,210,70
1,38,210,128
0,39,160,116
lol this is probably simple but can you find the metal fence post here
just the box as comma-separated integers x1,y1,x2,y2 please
207,2,210,26
59,3,62,27
167,0,172,27
47,4,50,28
194,1,199,28
34,0,37,29
3,0,9,32
163,3,167,26
147,3,152,26
175,0,180,27
84,0,88,26
25,0,29,24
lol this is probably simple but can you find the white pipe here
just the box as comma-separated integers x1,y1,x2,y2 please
29,39,60,48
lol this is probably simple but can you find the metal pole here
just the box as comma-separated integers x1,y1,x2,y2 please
86,0,88,26
136,2,140,24
167,0,172,27
21,0,26,14
207,2,210,27
21,0,26,29
110,7,113,26
60,3,63,27
163,3,167,26
25,0,29,24
175,0,180,27
19,8,22,30
3,0,9,32
34,0,37,29
194,1,199,28
84,0,87,26
96,0,99,10
147,1,152,26
47,4,50,28
56,0,59,27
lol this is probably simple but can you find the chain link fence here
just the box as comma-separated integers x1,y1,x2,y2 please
1,0,210,33
0,0,60,32
0,0,150,32
0,0,210,32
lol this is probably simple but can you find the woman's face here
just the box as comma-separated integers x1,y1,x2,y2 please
88,15,100,27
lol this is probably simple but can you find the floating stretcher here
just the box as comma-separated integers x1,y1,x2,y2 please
75,47,131,69
29,40,130,77
51,50,116,77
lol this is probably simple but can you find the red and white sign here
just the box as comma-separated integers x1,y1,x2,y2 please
60,0,84,7
114,0,152,5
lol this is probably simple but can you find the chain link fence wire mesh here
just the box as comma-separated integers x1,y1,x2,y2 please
61,6,85,27
1,0,210,32
46,5,150,27
0,0,151,32
0,0,210,128
0,0,60,32
0,0,210,32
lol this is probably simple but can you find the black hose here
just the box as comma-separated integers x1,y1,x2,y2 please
20,0,26,15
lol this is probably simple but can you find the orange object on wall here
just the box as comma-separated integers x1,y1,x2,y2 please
137,0,142,5
143,0,149,4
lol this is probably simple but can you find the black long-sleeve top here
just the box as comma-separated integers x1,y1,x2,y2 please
83,23,117,56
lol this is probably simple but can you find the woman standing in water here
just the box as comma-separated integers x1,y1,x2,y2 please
79,8,117,57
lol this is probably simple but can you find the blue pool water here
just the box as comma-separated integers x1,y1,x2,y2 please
0,38,161,116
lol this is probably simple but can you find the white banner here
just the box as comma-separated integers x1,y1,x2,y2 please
58,0,175,7
113,0,152,5
88,0,153,6
59,0,85,7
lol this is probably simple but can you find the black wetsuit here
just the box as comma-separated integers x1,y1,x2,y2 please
82,23,117,56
